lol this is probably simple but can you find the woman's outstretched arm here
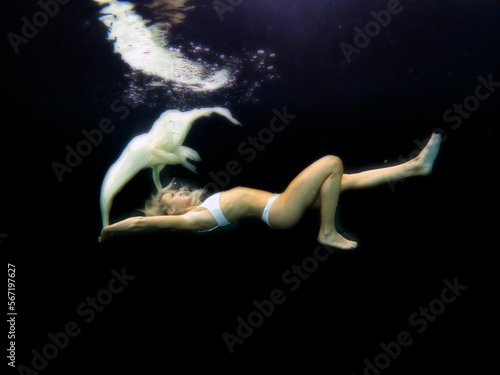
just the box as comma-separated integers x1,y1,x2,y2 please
99,210,212,243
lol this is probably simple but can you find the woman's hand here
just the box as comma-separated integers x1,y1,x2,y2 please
99,226,114,243
98,217,142,243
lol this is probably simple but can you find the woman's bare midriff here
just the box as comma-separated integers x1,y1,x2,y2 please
217,187,278,221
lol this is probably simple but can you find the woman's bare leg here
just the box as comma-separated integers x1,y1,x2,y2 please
270,133,442,249
269,155,357,249
316,160,359,249
341,133,442,191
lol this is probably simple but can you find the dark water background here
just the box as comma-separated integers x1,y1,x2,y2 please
1,0,498,374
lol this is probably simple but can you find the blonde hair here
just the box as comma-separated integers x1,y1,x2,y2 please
143,180,205,216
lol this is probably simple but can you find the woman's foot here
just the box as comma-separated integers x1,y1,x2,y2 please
318,231,358,250
412,133,442,176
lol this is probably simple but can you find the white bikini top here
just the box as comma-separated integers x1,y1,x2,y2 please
199,192,230,231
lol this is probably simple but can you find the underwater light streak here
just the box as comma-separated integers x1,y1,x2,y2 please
94,0,232,91
145,0,196,27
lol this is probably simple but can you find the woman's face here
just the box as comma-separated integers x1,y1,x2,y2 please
160,191,192,215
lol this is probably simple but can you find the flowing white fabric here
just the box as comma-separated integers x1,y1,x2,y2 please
100,107,241,226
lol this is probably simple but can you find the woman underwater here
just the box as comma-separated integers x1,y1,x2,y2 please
99,133,442,249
